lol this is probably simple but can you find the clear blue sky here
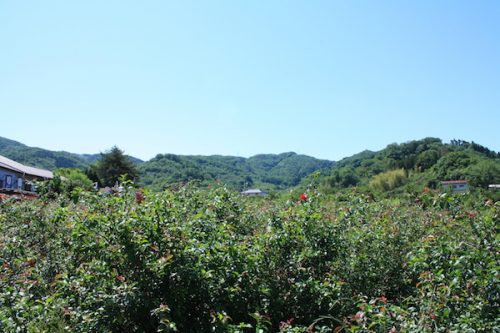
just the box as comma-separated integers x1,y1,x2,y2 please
1,1,498,161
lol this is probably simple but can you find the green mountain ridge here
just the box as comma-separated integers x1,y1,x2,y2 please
0,136,334,191
0,136,91,170
139,151,334,191
2,136,498,193
0,136,143,170
317,137,500,193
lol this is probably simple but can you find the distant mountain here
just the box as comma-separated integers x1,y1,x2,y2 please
138,152,334,191
0,136,143,170
318,137,500,192
3,135,498,193
0,136,333,191
0,136,91,170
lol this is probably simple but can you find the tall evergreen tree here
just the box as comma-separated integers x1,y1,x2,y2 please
95,146,139,186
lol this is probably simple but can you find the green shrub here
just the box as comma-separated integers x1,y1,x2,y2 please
369,169,407,192
0,185,497,332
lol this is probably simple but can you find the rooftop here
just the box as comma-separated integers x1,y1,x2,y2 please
440,180,468,185
241,189,266,194
0,155,53,179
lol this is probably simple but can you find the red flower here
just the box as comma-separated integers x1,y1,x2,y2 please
135,190,145,204
467,211,477,219
299,193,308,202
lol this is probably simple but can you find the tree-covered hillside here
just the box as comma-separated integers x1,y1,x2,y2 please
319,137,500,193
3,135,498,193
0,136,91,170
0,136,333,191
138,152,334,191
0,137,142,171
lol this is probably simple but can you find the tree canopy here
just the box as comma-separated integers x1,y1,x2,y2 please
319,138,500,193
93,146,139,187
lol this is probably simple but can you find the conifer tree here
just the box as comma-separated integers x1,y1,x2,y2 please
95,146,139,186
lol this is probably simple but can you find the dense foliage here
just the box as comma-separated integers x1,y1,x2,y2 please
54,169,94,192
89,147,140,187
1,185,498,332
138,152,333,191
0,136,332,192
321,138,500,194
2,136,498,194
0,137,90,170
0,137,143,171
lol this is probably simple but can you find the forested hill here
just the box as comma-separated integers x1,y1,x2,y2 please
3,135,498,193
0,136,92,169
0,136,143,170
0,136,333,191
318,137,500,192
138,152,334,191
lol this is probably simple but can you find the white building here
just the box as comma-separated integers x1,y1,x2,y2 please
241,188,267,197
440,180,469,193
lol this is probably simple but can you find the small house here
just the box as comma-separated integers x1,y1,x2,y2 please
440,180,469,193
241,188,267,197
0,155,53,194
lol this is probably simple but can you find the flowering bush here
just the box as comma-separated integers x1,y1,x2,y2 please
0,185,497,332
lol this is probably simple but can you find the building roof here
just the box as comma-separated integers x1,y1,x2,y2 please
0,155,53,179
241,188,266,194
440,180,468,185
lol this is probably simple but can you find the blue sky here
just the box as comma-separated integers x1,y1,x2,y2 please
1,1,498,161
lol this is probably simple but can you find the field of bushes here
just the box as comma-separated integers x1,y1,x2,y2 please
0,185,498,332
